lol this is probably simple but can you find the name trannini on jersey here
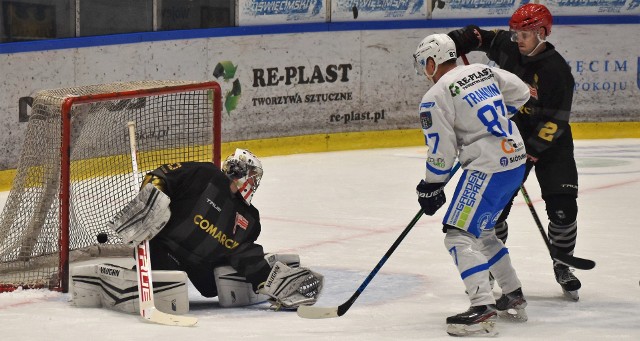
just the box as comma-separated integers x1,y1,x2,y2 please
462,84,501,108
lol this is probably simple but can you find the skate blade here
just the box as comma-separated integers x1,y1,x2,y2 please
562,289,579,301
446,321,498,337
498,308,528,322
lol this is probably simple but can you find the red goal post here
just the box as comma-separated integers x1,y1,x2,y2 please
0,80,222,293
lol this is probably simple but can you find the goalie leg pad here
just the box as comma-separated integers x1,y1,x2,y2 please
214,265,269,307
212,254,300,308
71,263,189,315
107,183,171,245
70,264,102,308
259,261,324,310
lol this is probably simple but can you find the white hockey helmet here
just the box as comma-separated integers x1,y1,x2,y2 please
413,33,457,76
222,148,263,205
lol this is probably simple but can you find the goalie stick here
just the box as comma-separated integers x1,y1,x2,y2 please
127,121,198,327
297,163,461,319
519,185,595,270
459,54,594,271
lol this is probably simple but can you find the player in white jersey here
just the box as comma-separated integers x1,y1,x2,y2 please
413,34,530,336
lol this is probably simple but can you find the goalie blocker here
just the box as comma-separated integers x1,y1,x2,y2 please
107,183,171,246
70,254,322,313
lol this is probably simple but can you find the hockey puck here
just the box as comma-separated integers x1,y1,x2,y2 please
97,233,108,244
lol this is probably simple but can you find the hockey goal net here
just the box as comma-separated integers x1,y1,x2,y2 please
0,80,222,293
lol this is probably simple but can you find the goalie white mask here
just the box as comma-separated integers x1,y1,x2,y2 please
222,148,263,205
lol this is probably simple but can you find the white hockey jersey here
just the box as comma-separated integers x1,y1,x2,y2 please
419,63,530,183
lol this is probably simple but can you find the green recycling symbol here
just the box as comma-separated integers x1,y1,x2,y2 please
449,83,460,97
213,61,241,114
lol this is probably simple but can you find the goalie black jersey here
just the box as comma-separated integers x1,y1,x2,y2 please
148,162,270,288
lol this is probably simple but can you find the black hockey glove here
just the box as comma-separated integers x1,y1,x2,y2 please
448,25,481,56
416,180,446,216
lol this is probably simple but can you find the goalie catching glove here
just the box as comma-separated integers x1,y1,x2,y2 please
107,183,171,244
259,261,324,310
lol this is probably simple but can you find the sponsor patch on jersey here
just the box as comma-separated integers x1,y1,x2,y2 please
477,212,492,231
234,213,249,234
455,68,493,89
420,111,432,129
500,138,524,154
449,83,460,97
420,101,435,109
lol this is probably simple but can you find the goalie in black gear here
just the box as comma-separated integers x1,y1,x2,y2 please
74,148,323,313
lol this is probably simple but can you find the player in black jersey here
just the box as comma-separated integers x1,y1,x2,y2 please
104,148,323,311
448,4,582,300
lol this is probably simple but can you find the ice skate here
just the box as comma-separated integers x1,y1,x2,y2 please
446,304,498,337
496,287,527,321
554,264,580,301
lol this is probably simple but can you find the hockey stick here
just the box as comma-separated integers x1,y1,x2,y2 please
461,54,470,65
519,185,595,270
458,54,594,271
127,121,198,326
297,163,461,319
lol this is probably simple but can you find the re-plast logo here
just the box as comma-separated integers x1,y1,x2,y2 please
213,61,241,114
449,83,460,97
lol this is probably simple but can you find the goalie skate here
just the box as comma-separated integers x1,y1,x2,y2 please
446,305,498,337
496,288,528,322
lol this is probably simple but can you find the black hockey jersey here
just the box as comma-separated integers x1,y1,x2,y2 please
149,162,270,289
475,30,575,158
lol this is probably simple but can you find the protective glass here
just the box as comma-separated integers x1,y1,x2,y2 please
509,30,536,42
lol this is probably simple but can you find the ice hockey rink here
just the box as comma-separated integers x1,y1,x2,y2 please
1,138,639,340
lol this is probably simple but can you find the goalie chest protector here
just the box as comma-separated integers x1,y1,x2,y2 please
150,162,261,265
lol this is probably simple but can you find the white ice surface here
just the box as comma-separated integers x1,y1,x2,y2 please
1,139,639,340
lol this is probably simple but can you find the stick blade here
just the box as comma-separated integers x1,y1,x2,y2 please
297,305,339,319
142,308,198,327
554,254,596,270
550,247,595,270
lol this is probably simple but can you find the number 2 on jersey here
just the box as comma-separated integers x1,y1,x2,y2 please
538,122,558,141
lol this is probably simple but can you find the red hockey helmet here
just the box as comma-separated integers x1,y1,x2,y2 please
509,3,553,36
